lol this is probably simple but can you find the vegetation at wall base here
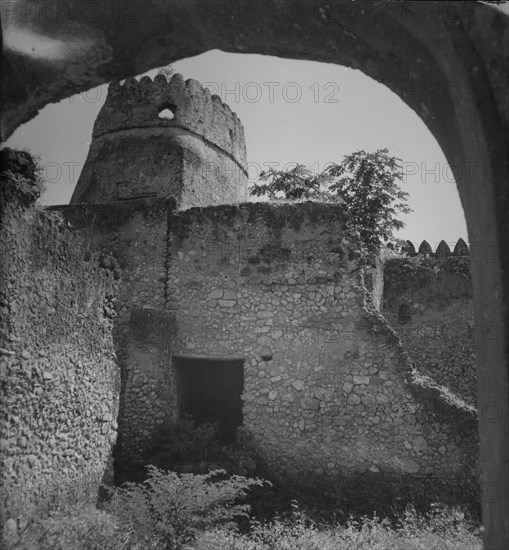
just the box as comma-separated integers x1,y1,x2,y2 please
194,503,481,550
3,422,480,549
6,484,481,550
114,420,480,527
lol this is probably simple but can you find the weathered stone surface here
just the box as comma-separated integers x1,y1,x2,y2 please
300,397,320,410
260,348,273,361
0,153,119,522
223,290,237,300
384,256,475,404
453,238,470,257
396,458,420,474
435,240,451,259
218,299,236,307
347,394,361,406
156,202,476,491
413,436,429,453
256,310,273,319
418,240,433,256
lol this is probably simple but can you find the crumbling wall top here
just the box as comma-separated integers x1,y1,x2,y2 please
93,73,247,169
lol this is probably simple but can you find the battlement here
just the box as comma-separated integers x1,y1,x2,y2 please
71,73,249,206
93,73,247,170
402,238,470,258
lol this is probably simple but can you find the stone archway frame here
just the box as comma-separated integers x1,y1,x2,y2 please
2,2,508,548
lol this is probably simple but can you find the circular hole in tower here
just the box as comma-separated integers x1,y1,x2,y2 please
158,102,177,120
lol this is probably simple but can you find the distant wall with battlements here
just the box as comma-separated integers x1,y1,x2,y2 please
383,239,475,405
71,74,248,208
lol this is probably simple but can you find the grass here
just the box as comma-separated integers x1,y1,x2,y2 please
5,494,482,550
194,503,481,550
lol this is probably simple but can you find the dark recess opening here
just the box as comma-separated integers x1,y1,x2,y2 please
398,303,412,324
176,356,244,444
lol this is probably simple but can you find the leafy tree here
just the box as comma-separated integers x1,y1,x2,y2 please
249,149,411,251
249,164,337,202
325,149,412,250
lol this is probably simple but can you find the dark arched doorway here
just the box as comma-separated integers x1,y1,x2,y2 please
174,354,244,444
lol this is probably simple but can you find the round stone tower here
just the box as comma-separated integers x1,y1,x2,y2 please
71,73,248,208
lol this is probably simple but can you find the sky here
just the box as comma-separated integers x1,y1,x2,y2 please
4,50,468,251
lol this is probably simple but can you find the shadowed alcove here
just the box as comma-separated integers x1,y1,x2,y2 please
174,354,244,444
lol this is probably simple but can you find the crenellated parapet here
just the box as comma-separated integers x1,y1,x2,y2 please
401,238,470,258
93,74,247,171
71,73,249,207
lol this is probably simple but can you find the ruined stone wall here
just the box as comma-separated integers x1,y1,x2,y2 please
71,74,248,208
167,203,477,488
52,182,478,493
0,150,119,527
383,251,475,404
55,200,177,473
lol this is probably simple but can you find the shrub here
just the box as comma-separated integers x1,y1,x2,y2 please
10,506,139,550
103,465,266,548
9,467,267,550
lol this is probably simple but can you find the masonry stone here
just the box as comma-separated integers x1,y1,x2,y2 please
0,150,120,524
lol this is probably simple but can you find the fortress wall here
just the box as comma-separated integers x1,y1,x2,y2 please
71,75,248,206
383,255,476,404
179,133,249,209
73,128,248,207
94,75,246,165
167,202,477,489
47,196,478,493
72,131,186,203
54,200,178,473
0,151,119,525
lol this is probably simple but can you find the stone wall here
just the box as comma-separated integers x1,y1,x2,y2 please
0,150,120,528
166,203,477,488
51,194,478,495
71,74,248,208
54,200,178,473
383,251,475,404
